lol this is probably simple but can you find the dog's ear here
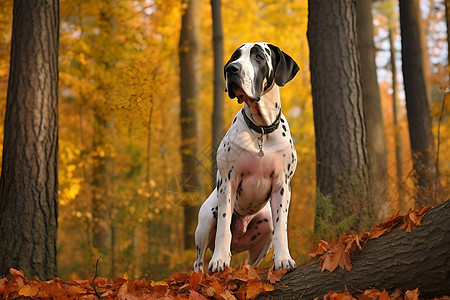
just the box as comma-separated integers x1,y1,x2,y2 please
267,44,299,87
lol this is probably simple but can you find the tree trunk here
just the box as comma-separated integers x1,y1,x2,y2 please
211,0,224,185
91,113,113,275
388,27,405,204
399,0,438,206
446,0,450,79
356,0,388,220
307,0,373,233
0,0,59,279
267,200,450,299
179,0,202,250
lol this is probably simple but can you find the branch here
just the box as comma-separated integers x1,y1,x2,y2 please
91,257,104,300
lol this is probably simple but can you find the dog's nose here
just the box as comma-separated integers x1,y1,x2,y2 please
226,63,241,74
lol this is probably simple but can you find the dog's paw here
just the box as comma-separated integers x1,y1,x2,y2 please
274,257,296,271
193,260,204,273
208,257,230,272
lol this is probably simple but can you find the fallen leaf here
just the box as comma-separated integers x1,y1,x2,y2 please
188,270,203,290
266,266,287,284
189,289,209,300
405,288,419,300
18,284,39,297
245,279,265,299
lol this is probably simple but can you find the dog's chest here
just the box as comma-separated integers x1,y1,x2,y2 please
217,118,294,216
233,153,283,215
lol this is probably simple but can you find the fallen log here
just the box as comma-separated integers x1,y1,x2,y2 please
267,200,450,299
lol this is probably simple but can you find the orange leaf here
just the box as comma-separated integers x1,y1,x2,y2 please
188,270,203,290
189,289,209,300
245,279,265,299
209,281,224,297
18,284,39,297
405,288,419,300
266,266,287,284
379,290,390,300
232,263,259,282
117,281,139,300
309,240,330,257
220,288,237,300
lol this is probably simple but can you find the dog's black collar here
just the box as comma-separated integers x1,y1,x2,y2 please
241,109,282,134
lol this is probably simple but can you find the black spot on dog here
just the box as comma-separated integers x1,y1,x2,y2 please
287,163,291,171
275,102,278,108
270,170,274,178
213,211,217,219
228,170,232,180
251,234,258,241
280,204,282,207
282,132,286,137
257,220,263,224
232,117,237,124
264,218,269,222
280,188,285,196
282,125,286,132
276,217,279,223
281,118,285,123
223,213,226,218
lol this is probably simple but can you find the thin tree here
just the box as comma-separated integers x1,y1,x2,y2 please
0,0,59,279
307,0,373,233
179,0,202,250
356,0,388,219
446,0,450,78
211,0,224,185
399,0,438,206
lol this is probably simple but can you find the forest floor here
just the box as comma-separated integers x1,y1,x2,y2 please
1,205,449,299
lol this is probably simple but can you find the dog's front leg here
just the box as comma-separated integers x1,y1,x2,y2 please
270,181,296,270
208,175,234,272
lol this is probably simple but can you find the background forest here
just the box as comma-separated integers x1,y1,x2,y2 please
0,0,448,282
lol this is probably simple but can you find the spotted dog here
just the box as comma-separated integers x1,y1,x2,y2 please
194,42,299,273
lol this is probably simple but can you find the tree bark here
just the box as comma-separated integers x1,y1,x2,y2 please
307,0,372,233
399,0,438,206
267,200,450,299
179,0,202,250
388,27,405,204
0,0,59,279
446,0,450,80
211,0,224,185
356,0,388,219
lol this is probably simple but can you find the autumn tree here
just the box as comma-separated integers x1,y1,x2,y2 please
307,0,373,233
446,0,450,72
356,0,388,218
0,0,59,279
399,0,438,206
211,0,224,184
179,0,202,250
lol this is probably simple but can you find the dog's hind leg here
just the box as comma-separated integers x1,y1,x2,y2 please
246,203,274,266
194,188,218,272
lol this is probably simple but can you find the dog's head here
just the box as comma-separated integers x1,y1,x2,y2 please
224,42,299,103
